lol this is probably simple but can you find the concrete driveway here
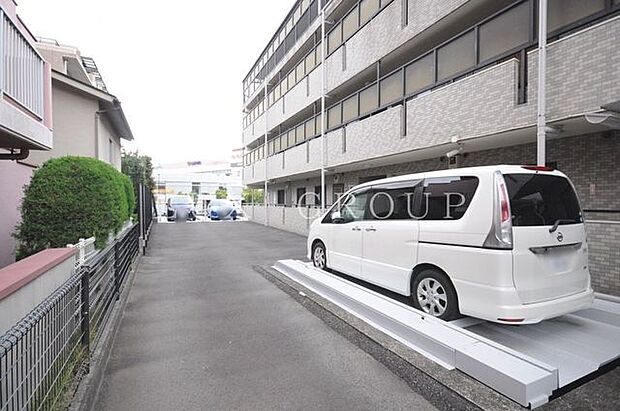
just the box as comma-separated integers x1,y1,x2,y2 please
95,221,438,410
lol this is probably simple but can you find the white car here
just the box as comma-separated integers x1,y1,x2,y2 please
307,165,593,324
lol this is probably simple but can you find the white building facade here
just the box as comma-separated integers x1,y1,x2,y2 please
241,0,620,296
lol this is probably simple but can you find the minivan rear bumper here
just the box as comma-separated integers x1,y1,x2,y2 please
458,282,594,324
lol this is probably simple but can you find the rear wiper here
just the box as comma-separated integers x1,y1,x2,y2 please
549,219,576,233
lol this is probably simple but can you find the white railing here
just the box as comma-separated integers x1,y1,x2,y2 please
1,10,45,118
66,237,97,268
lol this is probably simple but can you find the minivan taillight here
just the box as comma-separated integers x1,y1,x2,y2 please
484,171,513,249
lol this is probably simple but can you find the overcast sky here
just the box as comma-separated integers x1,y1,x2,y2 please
18,0,293,165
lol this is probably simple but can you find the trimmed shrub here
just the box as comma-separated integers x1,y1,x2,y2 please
14,156,134,259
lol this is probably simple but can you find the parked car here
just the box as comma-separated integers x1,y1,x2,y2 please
167,195,197,222
207,199,237,221
307,165,593,324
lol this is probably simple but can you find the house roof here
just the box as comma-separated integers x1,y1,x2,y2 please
51,70,134,141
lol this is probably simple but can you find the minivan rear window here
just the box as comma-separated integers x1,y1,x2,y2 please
504,174,582,227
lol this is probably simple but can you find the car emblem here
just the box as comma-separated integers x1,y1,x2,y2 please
557,232,564,242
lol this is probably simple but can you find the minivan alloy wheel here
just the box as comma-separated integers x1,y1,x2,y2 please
416,278,448,317
312,243,326,270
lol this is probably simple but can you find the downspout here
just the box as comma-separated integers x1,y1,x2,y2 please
536,0,547,166
94,112,100,159
0,148,30,161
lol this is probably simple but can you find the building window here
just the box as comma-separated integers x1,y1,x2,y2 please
327,23,342,54
548,0,605,33
314,185,322,206
343,6,360,41
342,95,358,123
328,104,342,129
379,71,403,106
479,1,530,63
360,0,380,25
405,52,434,95
277,189,285,205
296,187,307,206
437,30,476,81
192,182,200,195
359,85,378,115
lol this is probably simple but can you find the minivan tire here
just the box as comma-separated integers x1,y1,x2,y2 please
312,242,327,270
411,269,460,321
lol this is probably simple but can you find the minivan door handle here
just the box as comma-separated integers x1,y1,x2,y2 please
365,227,376,232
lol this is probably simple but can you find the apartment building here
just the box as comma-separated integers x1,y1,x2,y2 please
0,0,53,268
241,0,620,295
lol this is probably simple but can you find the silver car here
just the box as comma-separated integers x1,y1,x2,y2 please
166,195,197,222
207,199,237,221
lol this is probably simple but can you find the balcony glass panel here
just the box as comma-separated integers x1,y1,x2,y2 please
343,7,360,40
306,117,316,137
328,23,342,54
405,53,434,95
437,30,475,81
342,95,359,122
548,0,605,32
380,71,403,106
479,2,530,62
360,0,380,25
359,85,378,115
305,50,316,72
296,124,305,143
281,79,289,94
328,103,342,128
288,130,296,147
288,71,296,89
296,61,305,81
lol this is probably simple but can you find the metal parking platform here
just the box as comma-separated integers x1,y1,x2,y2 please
273,260,620,409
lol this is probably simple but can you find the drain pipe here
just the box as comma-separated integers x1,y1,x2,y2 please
536,0,547,166
319,0,326,212
0,148,30,161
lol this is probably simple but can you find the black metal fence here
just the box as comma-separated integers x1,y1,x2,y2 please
0,223,140,411
138,183,155,254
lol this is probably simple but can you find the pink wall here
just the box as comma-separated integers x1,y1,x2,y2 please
0,161,34,268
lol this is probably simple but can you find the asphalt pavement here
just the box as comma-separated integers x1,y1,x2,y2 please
95,221,439,411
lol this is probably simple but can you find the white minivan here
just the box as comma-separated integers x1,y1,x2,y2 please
307,165,594,324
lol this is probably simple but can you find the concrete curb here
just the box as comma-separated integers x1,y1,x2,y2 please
254,264,523,411
68,254,143,411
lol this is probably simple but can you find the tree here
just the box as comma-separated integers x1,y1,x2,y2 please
215,186,228,199
14,157,134,258
121,150,155,192
242,188,264,204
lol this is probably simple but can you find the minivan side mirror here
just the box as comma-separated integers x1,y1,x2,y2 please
331,211,345,224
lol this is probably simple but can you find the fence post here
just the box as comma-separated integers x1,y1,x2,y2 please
80,269,90,371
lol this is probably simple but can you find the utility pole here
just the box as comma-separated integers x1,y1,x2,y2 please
537,0,547,166
319,0,326,211
264,79,269,225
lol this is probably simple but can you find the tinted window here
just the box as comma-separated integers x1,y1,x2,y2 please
504,174,582,226
369,181,421,220
420,177,479,220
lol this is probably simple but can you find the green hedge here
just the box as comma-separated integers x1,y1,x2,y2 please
14,156,134,259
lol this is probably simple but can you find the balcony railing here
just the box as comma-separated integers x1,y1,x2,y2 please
1,11,45,119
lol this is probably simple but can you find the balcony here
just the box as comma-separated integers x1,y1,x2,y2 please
0,6,52,152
